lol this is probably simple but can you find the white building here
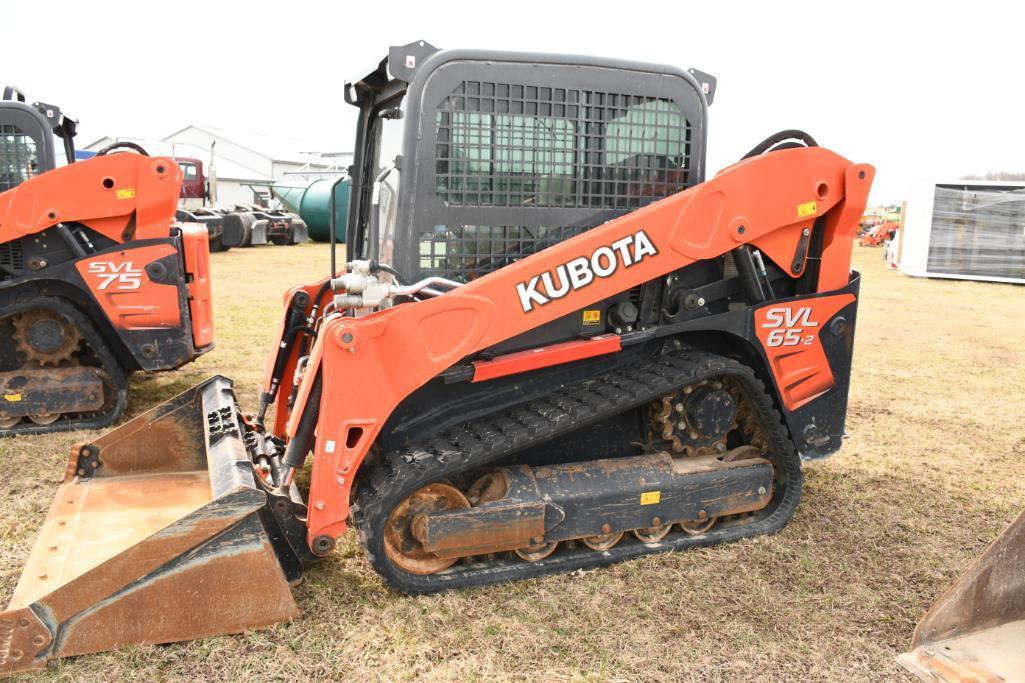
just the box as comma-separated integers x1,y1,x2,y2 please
84,125,351,209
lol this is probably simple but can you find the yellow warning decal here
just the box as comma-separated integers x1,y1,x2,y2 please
3,393,22,403
797,200,817,218
582,310,601,325
116,188,136,200
640,491,661,505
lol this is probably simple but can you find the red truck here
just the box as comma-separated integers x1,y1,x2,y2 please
174,156,309,250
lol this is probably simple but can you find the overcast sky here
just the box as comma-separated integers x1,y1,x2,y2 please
3,0,1021,203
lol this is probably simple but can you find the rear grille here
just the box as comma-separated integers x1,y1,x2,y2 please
0,125,38,192
0,240,24,276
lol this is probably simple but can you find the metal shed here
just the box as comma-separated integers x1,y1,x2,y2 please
900,180,1025,284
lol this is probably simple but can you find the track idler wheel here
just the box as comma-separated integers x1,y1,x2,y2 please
384,483,471,575
633,522,672,543
582,530,624,551
680,515,717,535
514,541,558,562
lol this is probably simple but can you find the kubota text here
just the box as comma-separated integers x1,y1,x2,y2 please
516,230,658,312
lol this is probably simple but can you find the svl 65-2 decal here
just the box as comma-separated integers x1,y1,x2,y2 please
754,294,854,410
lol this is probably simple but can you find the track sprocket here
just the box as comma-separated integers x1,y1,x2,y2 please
12,309,82,366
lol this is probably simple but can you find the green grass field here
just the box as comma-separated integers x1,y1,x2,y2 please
1,243,1023,681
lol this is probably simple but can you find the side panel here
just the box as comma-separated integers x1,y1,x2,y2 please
750,280,860,459
75,245,182,330
753,293,855,411
179,223,214,348
67,238,205,372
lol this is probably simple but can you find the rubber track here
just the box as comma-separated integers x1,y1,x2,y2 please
0,297,128,437
353,347,803,595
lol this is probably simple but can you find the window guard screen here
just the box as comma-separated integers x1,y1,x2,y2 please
419,223,592,281
435,81,690,210
0,125,38,192
426,79,691,281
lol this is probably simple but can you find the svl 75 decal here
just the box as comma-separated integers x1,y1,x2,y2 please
87,261,143,291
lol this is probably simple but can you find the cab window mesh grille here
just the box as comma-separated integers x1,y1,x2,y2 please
435,81,690,210
0,125,38,192
419,223,595,282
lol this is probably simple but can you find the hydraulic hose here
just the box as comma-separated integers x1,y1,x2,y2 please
375,262,406,285
95,141,150,156
742,130,818,159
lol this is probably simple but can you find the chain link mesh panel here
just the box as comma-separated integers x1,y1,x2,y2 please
419,224,589,281
427,80,691,280
0,124,38,192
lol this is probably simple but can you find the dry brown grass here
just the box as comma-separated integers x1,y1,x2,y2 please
1,243,1023,681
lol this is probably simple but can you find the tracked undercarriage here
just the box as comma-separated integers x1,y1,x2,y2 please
353,348,801,593
0,301,127,436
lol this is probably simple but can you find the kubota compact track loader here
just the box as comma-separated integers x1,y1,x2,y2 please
0,87,213,435
0,44,872,674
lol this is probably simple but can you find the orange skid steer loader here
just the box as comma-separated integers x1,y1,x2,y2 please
0,88,214,435
2,44,872,673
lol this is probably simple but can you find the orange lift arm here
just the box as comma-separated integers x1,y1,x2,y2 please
0,154,182,245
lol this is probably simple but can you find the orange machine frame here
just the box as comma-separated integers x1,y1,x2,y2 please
282,146,872,549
